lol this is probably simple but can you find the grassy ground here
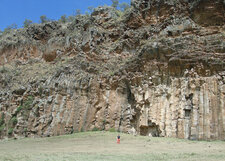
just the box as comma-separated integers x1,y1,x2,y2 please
0,131,225,161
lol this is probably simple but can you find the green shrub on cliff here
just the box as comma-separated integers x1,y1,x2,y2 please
23,19,33,28
3,24,17,34
10,117,18,126
8,128,14,135
16,105,23,114
80,127,85,132
92,127,100,131
60,15,67,23
40,15,50,23
0,113,5,126
0,66,9,73
23,128,28,133
14,96,34,117
0,125,5,133
24,96,34,109
111,0,119,9
0,118,4,127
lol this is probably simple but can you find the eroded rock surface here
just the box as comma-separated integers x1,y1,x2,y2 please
0,0,224,140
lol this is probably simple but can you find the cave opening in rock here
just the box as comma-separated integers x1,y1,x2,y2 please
185,109,191,118
140,121,161,137
126,82,135,104
167,31,172,36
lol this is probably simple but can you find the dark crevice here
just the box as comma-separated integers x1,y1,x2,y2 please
140,120,161,137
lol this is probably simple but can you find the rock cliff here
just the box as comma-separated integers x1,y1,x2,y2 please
0,0,224,140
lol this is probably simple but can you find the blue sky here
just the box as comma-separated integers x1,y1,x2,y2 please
0,0,131,30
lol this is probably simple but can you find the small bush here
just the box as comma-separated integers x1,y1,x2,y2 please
0,125,5,133
24,96,34,109
40,15,50,23
8,128,14,135
10,117,18,126
0,113,5,126
16,105,23,114
23,128,27,133
92,127,100,131
80,127,84,132
60,15,67,23
38,86,44,95
102,119,106,125
0,66,9,73
109,128,116,132
23,19,32,28
111,0,119,8
0,118,4,126
3,24,17,34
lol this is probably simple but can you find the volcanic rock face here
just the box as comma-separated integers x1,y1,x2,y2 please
0,0,224,140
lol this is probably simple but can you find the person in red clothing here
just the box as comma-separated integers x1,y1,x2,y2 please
117,134,120,144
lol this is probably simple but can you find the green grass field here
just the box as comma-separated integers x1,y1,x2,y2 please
0,132,224,161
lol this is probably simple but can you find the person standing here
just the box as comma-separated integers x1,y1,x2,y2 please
117,134,120,144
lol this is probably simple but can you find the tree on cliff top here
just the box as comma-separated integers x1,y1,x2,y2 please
111,0,119,8
23,19,33,28
60,15,67,23
40,15,50,23
3,24,17,34
119,2,130,11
